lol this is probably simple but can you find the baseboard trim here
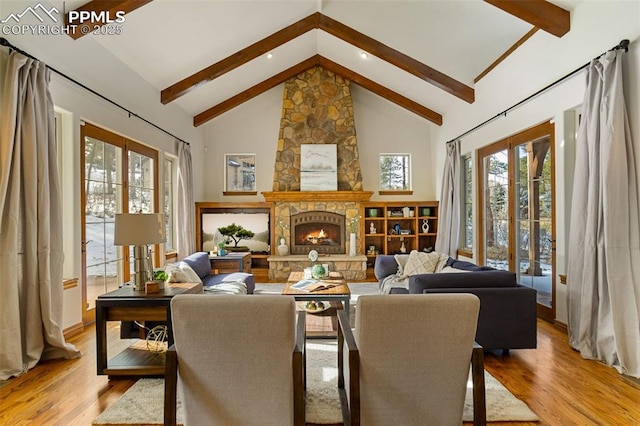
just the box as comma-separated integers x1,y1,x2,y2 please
63,322,84,339
553,320,568,333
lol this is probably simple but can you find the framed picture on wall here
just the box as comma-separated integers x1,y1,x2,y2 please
224,154,256,195
300,144,337,191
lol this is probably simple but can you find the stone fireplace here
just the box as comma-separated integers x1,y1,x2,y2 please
263,65,372,280
291,211,345,254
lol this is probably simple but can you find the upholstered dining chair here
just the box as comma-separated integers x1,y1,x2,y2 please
337,294,486,426
164,295,306,426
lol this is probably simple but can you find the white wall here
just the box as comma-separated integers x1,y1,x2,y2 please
201,82,436,202
0,30,204,330
432,0,640,324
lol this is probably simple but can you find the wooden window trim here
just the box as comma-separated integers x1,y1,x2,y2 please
378,190,414,196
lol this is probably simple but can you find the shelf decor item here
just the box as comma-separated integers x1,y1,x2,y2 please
311,263,327,279
350,232,357,256
422,219,430,234
277,238,289,256
350,215,359,257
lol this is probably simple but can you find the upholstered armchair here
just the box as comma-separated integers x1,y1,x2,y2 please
164,295,306,426
337,294,486,426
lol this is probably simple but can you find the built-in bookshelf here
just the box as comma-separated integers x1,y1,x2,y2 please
360,201,439,269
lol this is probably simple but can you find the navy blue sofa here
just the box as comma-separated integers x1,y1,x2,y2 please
374,255,537,351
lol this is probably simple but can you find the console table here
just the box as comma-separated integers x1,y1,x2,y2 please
95,282,203,377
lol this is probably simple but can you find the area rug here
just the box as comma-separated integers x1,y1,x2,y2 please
93,340,538,424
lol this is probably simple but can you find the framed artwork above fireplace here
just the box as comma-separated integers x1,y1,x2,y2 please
300,144,337,191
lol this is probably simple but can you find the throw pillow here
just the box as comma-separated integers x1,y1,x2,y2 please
178,261,203,284
401,250,449,278
165,263,188,283
394,254,410,275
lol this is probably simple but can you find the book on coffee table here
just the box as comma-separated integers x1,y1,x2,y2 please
291,279,340,292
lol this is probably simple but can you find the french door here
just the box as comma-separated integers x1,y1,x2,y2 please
80,123,158,324
478,121,556,321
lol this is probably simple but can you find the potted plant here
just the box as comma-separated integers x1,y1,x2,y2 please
153,269,168,290
218,241,227,256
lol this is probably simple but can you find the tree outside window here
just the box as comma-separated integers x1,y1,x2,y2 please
379,154,411,191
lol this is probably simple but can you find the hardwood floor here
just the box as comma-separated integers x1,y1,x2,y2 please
1,319,640,425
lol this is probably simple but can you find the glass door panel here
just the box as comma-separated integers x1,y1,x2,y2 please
479,121,555,321
514,135,554,314
83,136,124,312
483,149,510,270
126,151,156,278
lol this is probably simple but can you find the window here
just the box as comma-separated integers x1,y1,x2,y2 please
224,154,256,194
81,122,159,323
164,157,175,254
379,154,412,193
461,154,473,251
477,121,556,320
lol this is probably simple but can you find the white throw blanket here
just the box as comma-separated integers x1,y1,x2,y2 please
204,281,247,294
380,274,410,294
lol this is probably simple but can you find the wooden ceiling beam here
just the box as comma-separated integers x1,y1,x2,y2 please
317,14,474,104
474,27,539,83
163,13,320,104
165,13,473,105
484,0,570,37
66,0,153,40
193,55,443,127
317,57,443,125
193,56,321,127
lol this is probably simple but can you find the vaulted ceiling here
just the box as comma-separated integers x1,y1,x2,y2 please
63,0,577,128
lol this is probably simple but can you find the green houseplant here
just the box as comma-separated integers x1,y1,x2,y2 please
217,241,227,256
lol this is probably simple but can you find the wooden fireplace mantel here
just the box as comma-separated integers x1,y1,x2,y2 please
261,191,373,203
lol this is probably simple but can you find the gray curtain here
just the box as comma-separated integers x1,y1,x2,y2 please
177,141,195,259
435,140,461,257
567,49,640,378
0,52,80,380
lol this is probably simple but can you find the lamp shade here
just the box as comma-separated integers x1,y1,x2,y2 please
114,213,166,245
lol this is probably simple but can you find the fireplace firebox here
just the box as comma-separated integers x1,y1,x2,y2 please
290,211,346,254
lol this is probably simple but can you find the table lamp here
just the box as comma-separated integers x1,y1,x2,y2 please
114,213,166,291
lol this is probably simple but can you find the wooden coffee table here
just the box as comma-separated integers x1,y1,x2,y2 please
283,271,351,337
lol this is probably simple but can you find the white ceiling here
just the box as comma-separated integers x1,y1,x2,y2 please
70,0,581,125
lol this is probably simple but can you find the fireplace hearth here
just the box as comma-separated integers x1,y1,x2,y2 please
291,211,345,254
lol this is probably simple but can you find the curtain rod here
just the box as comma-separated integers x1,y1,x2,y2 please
446,39,630,144
0,37,190,146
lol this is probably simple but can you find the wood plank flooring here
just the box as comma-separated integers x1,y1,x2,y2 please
1,318,640,425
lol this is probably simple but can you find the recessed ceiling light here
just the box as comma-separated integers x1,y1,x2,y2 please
267,53,273,59
360,52,368,59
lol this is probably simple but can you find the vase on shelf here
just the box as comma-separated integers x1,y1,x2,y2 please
422,219,430,234
277,238,289,256
400,240,407,253
349,232,357,256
